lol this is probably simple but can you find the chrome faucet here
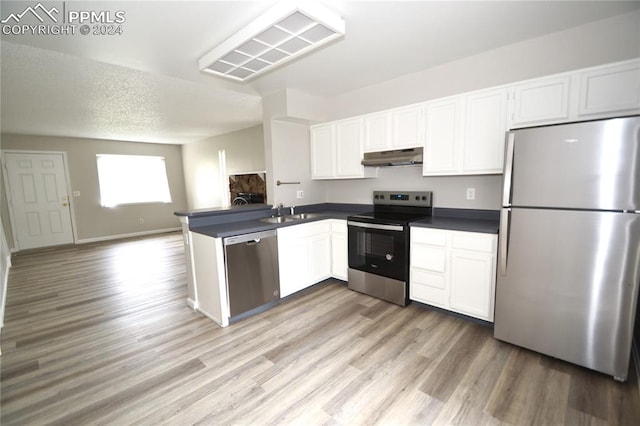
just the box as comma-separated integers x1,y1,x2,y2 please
290,205,295,215
277,203,284,216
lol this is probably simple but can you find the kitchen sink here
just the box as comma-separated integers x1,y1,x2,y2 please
287,213,323,220
260,216,292,224
260,213,324,224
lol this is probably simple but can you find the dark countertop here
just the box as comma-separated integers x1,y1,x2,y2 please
174,204,273,218
411,217,499,234
189,203,372,238
183,203,500,238
411,208,500,234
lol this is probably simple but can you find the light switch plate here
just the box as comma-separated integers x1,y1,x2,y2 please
296,190,304,199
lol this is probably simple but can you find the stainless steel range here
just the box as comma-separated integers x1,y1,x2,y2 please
347,190,433,306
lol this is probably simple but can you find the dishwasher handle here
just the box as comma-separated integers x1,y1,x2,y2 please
224,230,277,246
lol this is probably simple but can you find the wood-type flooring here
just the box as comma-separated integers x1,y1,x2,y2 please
1,232,639,425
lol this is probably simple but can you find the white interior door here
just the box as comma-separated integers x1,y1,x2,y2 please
3,152,74,250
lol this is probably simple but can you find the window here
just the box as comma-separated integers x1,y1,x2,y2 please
96,154,172,207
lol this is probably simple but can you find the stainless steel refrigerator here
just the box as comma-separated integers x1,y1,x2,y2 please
494,115,640,381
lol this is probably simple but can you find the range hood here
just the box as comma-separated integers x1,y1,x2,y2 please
361,147,423,167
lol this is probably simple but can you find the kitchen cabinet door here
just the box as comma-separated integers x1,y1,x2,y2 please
335,118,365,178
462,88,509,174
331,220,348,281
277,228,309,298
577,60,640,118
511,76,571,127
278,221,332,297
364,112,392,152
310,124,335,179
309,232,332,284
310,121,376,180
423,96,463,175
450,250,495,321
449,231,497,321
392,104,425,149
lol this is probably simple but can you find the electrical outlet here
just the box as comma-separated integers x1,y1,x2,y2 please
466,188,475,200
296,190,304,199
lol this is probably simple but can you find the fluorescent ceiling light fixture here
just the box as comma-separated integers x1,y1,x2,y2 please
199,0,345,82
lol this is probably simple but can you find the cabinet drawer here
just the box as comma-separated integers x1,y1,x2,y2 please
411,228,447,246
451,231,497,253
410,270,447,307
411,243,446,272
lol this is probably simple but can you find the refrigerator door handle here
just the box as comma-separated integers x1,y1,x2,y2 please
499,208,511,276
502,132,515,207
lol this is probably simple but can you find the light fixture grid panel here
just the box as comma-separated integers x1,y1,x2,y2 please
199,1,346,82
276,11,315,33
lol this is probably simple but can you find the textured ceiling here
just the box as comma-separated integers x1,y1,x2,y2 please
1,0,639,144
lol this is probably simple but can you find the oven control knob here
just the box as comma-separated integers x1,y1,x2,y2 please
422,196,427,201
385,254,393,261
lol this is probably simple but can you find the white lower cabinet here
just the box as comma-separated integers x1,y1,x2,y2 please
190,232,230,327
410,227,497,322
330,220,348,281
277,220,332,298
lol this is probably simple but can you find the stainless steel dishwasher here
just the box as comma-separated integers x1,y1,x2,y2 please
223,229,280,318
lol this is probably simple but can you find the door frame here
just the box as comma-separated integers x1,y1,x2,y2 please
1,149,78,251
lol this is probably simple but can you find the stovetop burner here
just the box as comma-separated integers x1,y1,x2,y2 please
348,190,433,226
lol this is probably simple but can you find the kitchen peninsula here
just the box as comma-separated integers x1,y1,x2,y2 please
175,203,499,327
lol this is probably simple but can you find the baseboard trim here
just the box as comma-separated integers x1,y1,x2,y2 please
1,251,11,330
187,298,197,310
75,227,181,244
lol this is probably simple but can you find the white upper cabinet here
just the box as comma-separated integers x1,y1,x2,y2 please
511,75,571,127
363,105,424,152
391,104,425,149
335,118,365,177
462,87,509,174
423,96,463,175
314,59,639,180
363,111,392,152
577,60,640,118
310,118,376,180
423,89,508,176
310,123,335,179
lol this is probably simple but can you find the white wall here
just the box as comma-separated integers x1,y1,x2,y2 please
262,89,327,207
269,120,327,207
327,166,502,210
321,9,640,210
181,125,264,209
327,9,640,120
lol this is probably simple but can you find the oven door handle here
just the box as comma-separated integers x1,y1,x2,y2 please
347,221,404,232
